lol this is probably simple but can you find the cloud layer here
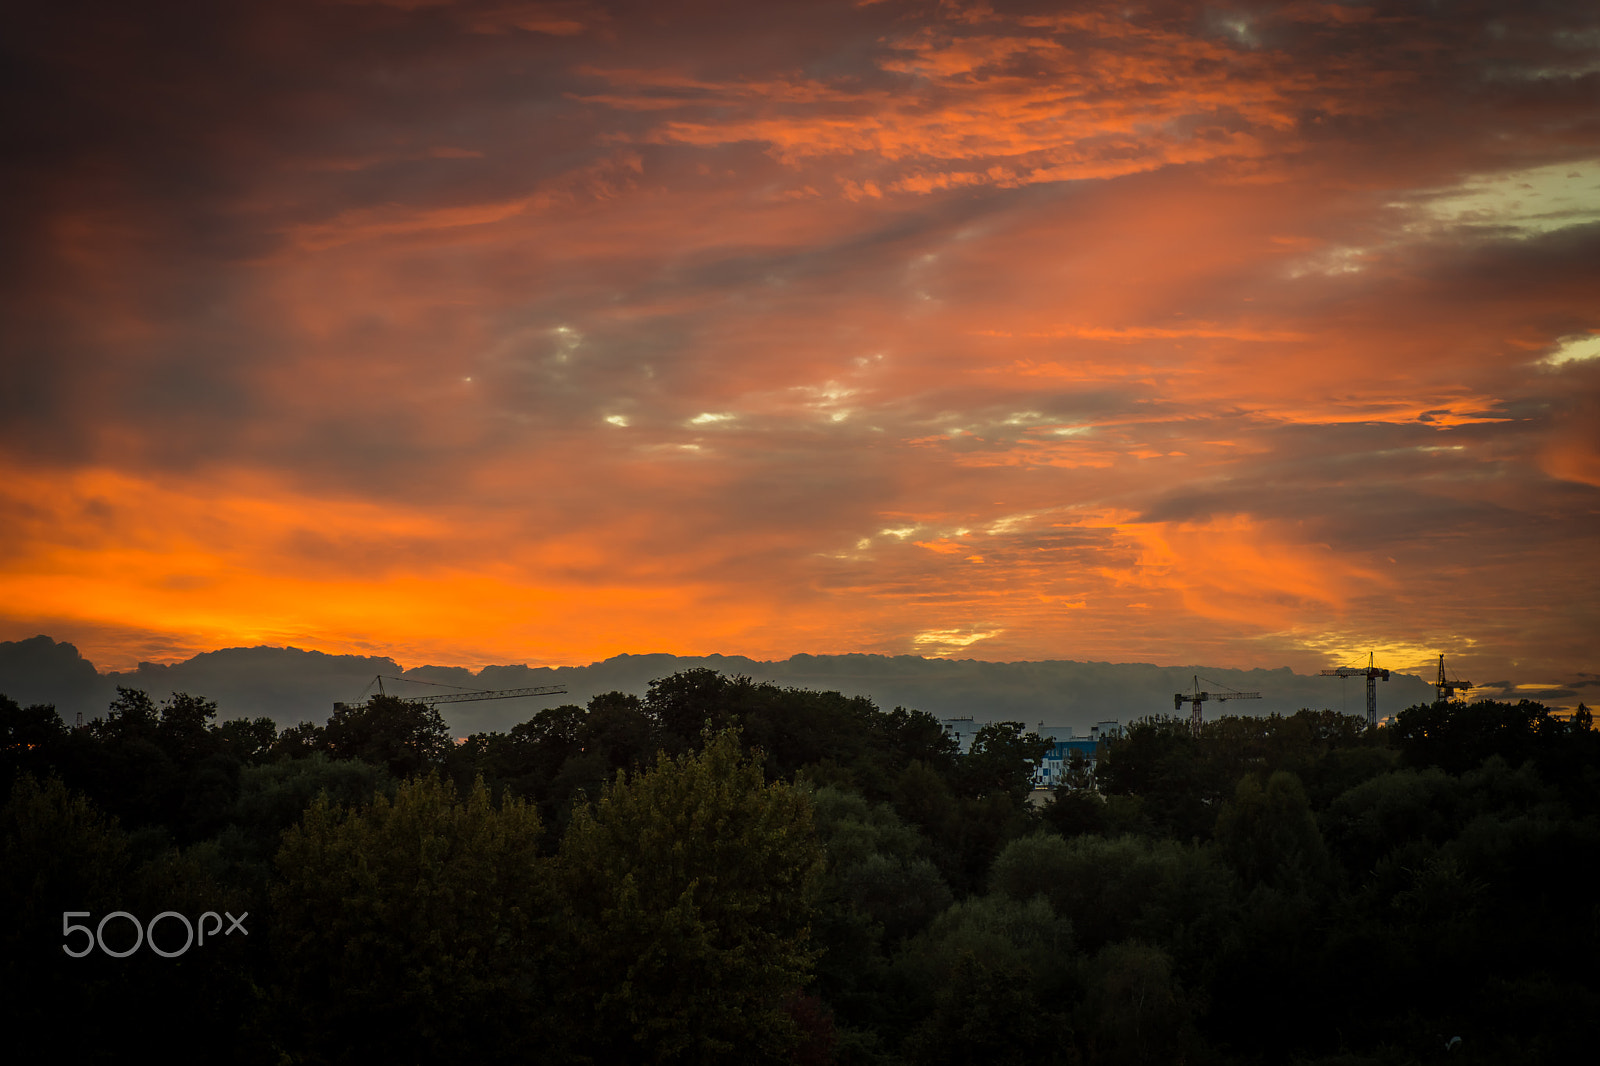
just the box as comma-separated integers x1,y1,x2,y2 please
2,0,1596,694
0,635,1446,733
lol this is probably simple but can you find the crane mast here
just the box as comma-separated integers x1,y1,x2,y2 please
1174,675,1262,737
1320,653,1389,728
1436,654,1472,703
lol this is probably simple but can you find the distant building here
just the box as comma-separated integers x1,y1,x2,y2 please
941,716,1122,788
1032,720,1121,788
939,716,979,754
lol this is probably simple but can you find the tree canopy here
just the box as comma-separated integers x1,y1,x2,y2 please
3,677,1597,1063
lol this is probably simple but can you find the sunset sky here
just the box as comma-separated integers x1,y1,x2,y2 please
2,0,1596,701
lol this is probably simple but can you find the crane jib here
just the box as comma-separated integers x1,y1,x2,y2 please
335,682,567,711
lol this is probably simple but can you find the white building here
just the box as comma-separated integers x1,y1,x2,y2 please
1032,721,1122,788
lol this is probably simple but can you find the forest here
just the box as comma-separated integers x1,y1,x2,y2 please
2,669,1596,1065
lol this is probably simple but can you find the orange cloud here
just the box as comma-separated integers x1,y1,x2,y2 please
1104,515,1382,629
2,0,1595,692
0,464,893,671
1540,387,1600,487
581,2,1406,191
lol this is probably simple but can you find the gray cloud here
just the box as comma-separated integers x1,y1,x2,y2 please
3,634,1448,733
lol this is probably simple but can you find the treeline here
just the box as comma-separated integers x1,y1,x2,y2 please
2,672,1597,1064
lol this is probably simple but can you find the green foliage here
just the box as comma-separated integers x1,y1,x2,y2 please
580,689,654,769
989,832,1235,977
37,687,243,838
947,790,1038,896
271,773,551,1064
125,837,267,1055
1301,743,1399,807
888,758,960,840
643,668,756,752
212,715,279,765
1391,698,1600,806
811,785,952,944
813,785,923,865
0,775,134,1060
321,693,450,777
221,750,393,868
870,706,962,784
888,891,1076,1062
455,702,584,804
0,693,68,791
988,832,1076,904
1204,709,1373,777
899,892,1076,985
1213,770,1331,892
1077,941,1196,1066
836,851,954,946
1098,709,1381,841
154,691,220,761
903,950,1071,1066
633,669,959,796
448,691,657,830
94,685,160,742
1040,787,1109,838
0,692,67,749
1207,875,1331,1055
805,785,954,1050
1,776,265,1059
1321,766,1459,874
556,728,825,1063
962,720,1051,802
269,720,324,759
1,773,131,947
7,669,1599,1064
1095,714,1215,839
875,730,1041,898
1392,698,1537,774
742,687,880,783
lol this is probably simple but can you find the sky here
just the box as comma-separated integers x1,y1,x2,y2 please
2,0,1597,704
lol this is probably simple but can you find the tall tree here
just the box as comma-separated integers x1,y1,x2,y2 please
271,774,552,1064
0,694,67,790
1095,714,1218,840
154,692,221,765
321,694,450,777
961,721,1050,803
1212,770,1331,892
556,728,825,1063
641,668,798,759
0,693,67,750
0,775,133,1061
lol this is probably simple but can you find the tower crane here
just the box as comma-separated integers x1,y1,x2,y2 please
334,675,567,713
1435,654,1472,703
1174,676,1262,737
1320,653,1388,728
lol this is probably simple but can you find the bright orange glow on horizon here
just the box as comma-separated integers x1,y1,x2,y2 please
1,1,1595,698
